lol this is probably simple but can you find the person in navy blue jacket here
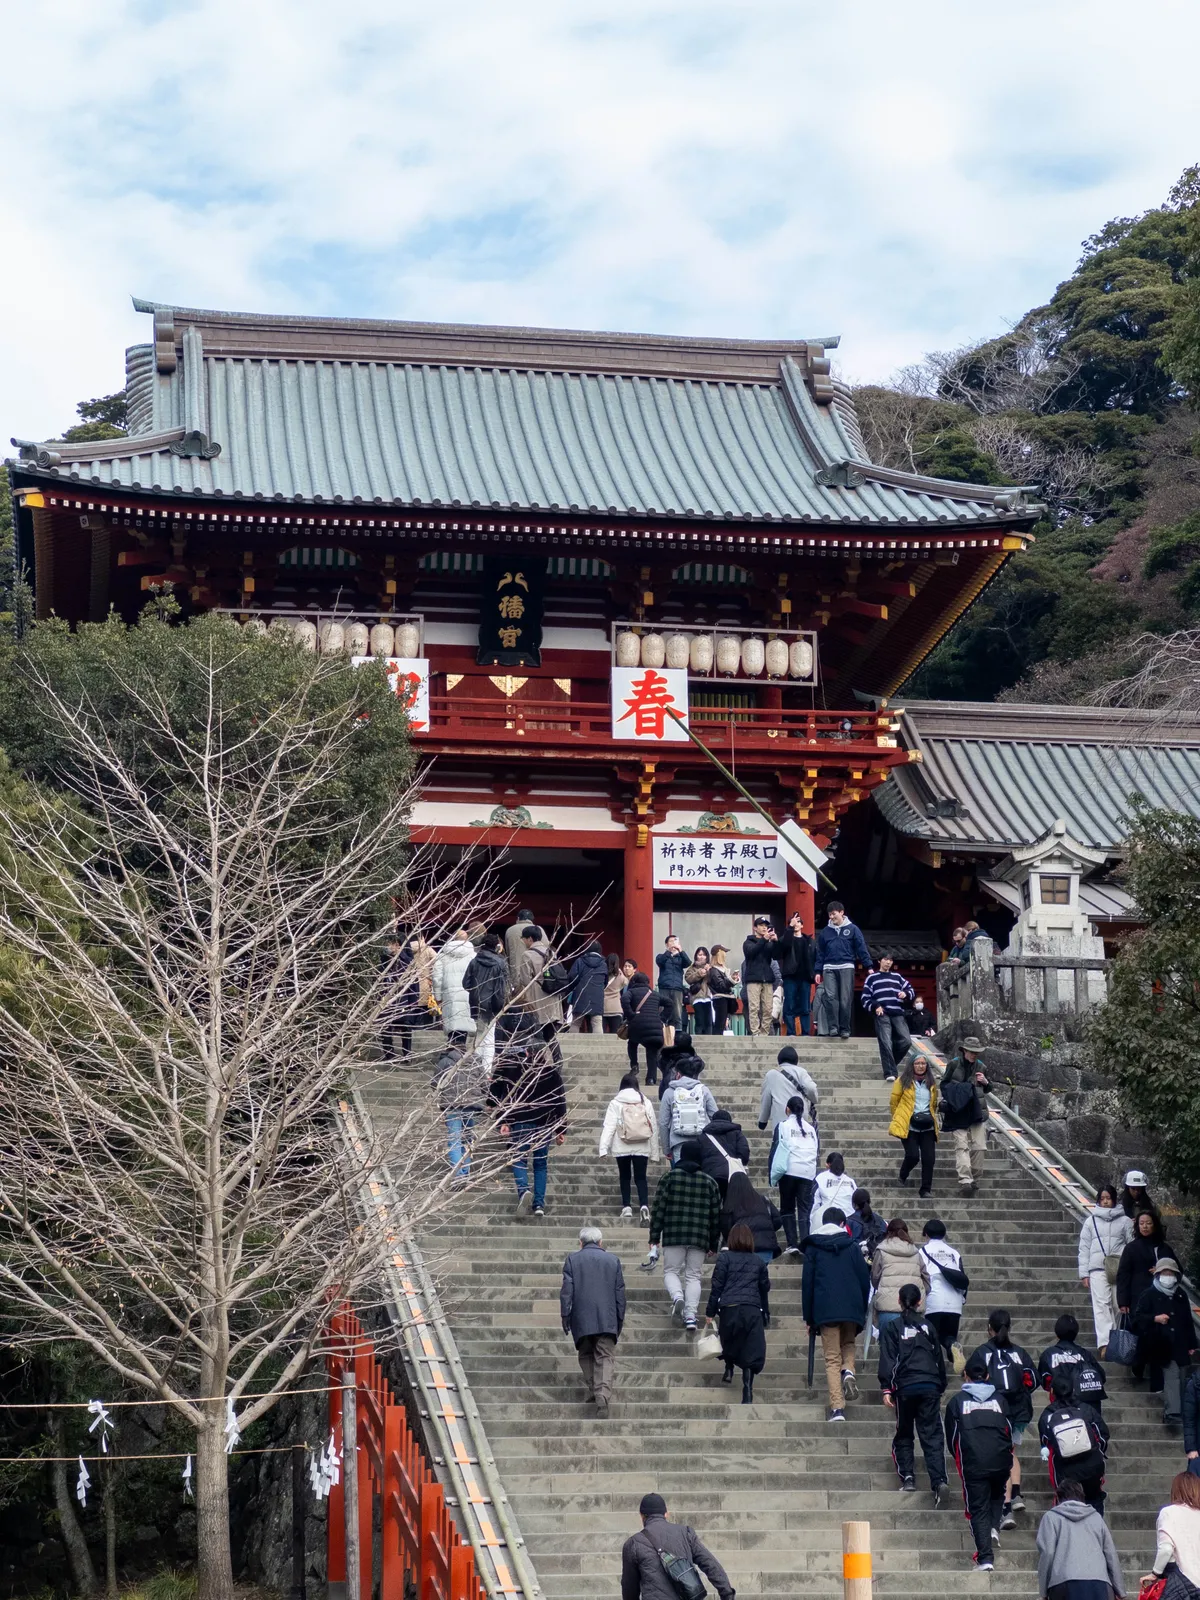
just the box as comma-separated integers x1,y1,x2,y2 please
813,903,873,1040
802,1206,871,1422
655,934,690,1032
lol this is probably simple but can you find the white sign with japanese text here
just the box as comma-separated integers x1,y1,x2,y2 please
652,834,788,892
610,666,689,742
351,656,430,732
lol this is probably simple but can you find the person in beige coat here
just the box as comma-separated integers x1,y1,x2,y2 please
871,1219,931,1338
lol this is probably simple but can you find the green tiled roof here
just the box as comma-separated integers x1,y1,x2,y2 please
10,302,1041,529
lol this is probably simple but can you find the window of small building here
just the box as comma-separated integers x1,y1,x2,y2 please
278,546,359,568
671,563,751,585
547,556,611,577
1038,875,1070,905
417,552,484,572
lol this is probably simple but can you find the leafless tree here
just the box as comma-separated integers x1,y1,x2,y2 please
0,645,533,1600
899,322,1084,417
1093,628,1200,722
968,416,1116,520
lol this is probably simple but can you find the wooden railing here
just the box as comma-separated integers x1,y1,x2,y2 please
328,1308,487,1600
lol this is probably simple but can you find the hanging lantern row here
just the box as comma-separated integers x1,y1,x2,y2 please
238,617,423,658
614,628,816,681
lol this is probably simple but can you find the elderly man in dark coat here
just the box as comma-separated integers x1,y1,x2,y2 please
560,1226,626,1417
620,1493,735,1600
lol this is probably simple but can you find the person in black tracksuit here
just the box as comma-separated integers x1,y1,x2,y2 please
969,1308,1037,1527
878,1282,948,1498
1038,1370,1110,1515
944,1356,1014,1570
1037,1314,1108,1418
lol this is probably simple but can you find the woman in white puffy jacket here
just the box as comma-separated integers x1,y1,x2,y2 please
808,1151,858,1235
768,1095,820,1253
432,932,479,1039
1078,1183,1134,1353
599,1070,662,1223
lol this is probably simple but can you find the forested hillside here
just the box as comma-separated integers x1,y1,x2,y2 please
856,165,1200,703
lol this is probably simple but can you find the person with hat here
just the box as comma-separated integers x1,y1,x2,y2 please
941,1037,992,1196
1119,1170,1162,1226
1132,1254,1198,1428
620,1493,735,1600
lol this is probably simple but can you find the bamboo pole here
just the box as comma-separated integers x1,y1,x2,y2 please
842,1521,872,1600
341,1369,360,1600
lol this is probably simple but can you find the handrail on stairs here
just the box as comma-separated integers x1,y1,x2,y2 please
337,1088,542,1600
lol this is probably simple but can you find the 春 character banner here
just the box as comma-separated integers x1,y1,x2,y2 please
611,666,690,742
351,656,430,731
477,557,546,667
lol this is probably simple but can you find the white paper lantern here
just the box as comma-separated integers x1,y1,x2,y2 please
369,623,395,658
318,621,346,655
395,622,421,659
765,638,789,678
716,634,742,676
789,639,815,679
615,631,641,667
345,622,369,657
665,632,691,670
293,620,318,652
242,617,267,637
741,637,766,677
640,633,666,668
689,634,715,674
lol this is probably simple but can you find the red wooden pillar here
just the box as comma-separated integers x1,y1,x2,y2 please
623,828,654,969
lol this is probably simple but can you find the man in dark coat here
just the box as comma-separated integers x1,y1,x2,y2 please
741,916,778,1037
655,934,690,1031
777,911,817,1038
561,1226,626,1417
567,942,609,1033
698,1108,750,1196
878,1282,949,1498
801,1207,871,1421
620,1493,735,1600
941,1036,991,1195
462,933,508,1072
813,902,874,1039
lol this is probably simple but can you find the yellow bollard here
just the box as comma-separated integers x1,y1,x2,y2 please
842,1520,872,1600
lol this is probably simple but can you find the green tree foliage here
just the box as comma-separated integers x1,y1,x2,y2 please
1089,804,1200,1267
1162,188,1200,404
61,390,128,444
1143,509,1200,612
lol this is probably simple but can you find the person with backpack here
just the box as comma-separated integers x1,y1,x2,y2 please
849,1189,887,1263
513,924,566,1037
462,932,508,1072
969,1309,1038,1529
920,1218,969,1363
813,901,874,1040
598,1070,662,1223
704,1222,771,1402
1038,1314,1108,1417
1039,1370,1111,1514
659,1058,717,1167
878,1281,949,1500
809,1151,857,1236
940,1036,991,1196
619,1492,735,1600
1079,1186,1134,1357
944,1353,1015,1571
1132,1256,1198,1427
698,1107,750,1197
621,969,665,1085
802,1204,871,1423
645,1139,722,1332
1037,1478,1126,1600
720,1171,783,1262
489,1041,567,1218
888,1052,940,1199
567,940,609,1033
861,954,916,1082
768,1095,820,1255
655,933,690,1033
758,1046,820,1131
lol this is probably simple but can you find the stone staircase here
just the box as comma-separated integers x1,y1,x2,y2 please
361,1033,1175,1597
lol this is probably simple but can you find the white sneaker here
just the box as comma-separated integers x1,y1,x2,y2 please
640,1205,650,1224
620,1206,633,1223
516,1190,532,1215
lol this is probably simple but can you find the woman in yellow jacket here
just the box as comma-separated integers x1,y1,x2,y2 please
888,1053,940,1199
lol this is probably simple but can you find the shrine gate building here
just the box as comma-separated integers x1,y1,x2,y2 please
8,301,1043,964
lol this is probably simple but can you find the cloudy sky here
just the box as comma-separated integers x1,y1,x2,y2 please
3,0,1197,445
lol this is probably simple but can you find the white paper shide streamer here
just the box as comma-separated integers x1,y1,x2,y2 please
309,1430,341,1501
223,1397,241,1456
87,1399,115,1454
182,1455,193,1500
76,1456,90,1508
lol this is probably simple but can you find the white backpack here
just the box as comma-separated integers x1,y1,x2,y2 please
671,1083,707,1137
1051,1412,1092,1459
617,1097,655,1145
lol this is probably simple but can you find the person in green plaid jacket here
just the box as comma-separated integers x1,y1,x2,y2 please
646,1139,722,1331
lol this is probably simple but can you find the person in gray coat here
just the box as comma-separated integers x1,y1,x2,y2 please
1036,1479,1126,1600
758,1046,820,1130
560,1226,626,1416
621,1493,735,1600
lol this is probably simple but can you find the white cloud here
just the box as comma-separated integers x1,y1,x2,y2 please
2,0,1197,442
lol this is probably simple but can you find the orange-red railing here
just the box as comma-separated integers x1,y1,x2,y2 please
328,1308,487,1600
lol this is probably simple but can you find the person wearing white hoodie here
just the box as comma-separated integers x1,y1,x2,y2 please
432,930,479,1040
768,1096,820,1253
599,1070,662,1223
809,1152,857,1236
1078,1185,1134,1355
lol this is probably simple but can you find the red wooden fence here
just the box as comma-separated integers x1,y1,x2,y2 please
327,1308,487,1600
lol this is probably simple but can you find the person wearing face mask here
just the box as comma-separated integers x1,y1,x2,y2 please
1132,1256,1198,1428
888,1053,940,1199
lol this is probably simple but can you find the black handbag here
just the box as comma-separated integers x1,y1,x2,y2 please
640,1531,708,1599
